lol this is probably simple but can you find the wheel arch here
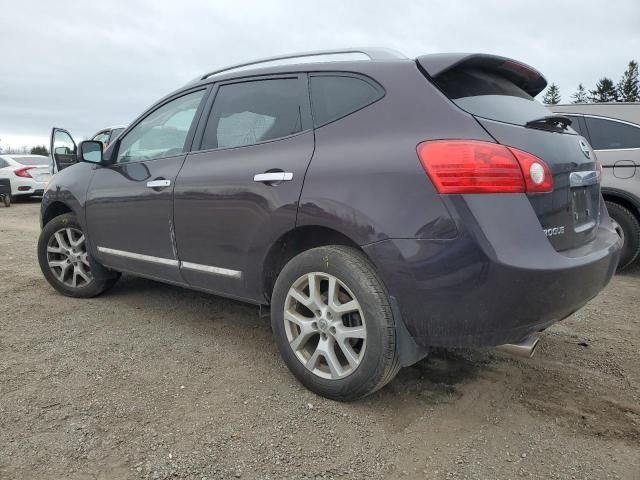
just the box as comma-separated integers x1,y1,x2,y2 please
262,225,364,302
42,201,74,227
602,188,640,221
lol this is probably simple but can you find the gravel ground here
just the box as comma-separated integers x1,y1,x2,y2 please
1,200,639,480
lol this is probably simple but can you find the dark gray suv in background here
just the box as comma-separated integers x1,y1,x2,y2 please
38,48,620,400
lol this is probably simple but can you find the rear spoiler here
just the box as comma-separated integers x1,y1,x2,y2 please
416,53,547,97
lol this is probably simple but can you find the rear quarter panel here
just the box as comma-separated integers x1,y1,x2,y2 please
297,61,494,244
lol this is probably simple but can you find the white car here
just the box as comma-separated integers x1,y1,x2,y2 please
0,154,52,199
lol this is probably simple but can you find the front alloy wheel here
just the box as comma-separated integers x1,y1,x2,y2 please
38,213,120,298
284,272,366,379
46,227,93,288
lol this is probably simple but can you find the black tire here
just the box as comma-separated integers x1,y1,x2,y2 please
2,195,10,207
606,201,640,271
271,245,400,401
38,213,120,298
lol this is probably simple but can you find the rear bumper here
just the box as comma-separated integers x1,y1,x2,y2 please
12,177,47,196
363,194,621,348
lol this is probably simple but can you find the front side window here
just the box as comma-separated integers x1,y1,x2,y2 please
310,74,383,127
116,90,205,163
201,78,304,150
585,117,640,150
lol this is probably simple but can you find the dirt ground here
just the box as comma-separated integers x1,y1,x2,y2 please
1,200,639,480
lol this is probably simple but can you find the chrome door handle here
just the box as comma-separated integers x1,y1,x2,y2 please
253,172,293,183
146,179,171,188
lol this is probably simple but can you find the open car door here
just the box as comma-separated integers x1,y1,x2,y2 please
50,127,77,173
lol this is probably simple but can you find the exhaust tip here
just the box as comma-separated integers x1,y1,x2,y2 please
496,335,539,358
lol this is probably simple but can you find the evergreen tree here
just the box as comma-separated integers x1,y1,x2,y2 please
589,78,619,102
571,83,589,103
30,145,49,156
617,60,639,102
541,82,561,104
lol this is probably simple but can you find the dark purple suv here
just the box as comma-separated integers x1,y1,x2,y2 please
39,48,620,400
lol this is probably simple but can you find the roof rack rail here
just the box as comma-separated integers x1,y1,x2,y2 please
198,47,406,81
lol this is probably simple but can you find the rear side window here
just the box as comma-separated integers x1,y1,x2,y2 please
0,158,8,168
566,115,586,136
434,68,552,126
201,78,305,150
310,75,383,127
584,117,640,150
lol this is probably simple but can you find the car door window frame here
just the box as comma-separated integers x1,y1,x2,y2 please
582,114,640,151
191,74,313,154
111,86,211,165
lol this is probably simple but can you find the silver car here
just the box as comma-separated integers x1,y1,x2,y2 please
549,103,640,270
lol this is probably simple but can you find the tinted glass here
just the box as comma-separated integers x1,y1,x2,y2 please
585,117,640,150
109,128,125,142
310,75,382,127
13,156,49,165
201,78,304,150
0,158,8,168
117,90,204,163
435,67,552,126
566,115,585,135
92,131,110,145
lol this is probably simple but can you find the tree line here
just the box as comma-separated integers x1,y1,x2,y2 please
0,144,49,155
542,60,639,104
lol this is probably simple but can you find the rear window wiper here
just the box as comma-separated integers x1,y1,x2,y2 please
525,115,572,131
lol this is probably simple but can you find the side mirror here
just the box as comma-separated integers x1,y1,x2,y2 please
78,140,104,164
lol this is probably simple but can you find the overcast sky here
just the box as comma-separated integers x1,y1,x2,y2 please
1,0,639,149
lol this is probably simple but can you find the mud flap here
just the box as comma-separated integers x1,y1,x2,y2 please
390,295,429,367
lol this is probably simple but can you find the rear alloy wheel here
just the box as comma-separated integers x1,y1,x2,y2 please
38,213,119,297
271,246,400,401
284,272,367,379
606,201,640,271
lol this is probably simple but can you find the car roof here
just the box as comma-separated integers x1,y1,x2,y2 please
191,47,407,84
1,154,48,158
94,125,127,133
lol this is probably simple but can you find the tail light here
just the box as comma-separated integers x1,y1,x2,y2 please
14,167,34,178
417,140,553,194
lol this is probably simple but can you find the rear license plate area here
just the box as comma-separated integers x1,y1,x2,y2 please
571,186,596,232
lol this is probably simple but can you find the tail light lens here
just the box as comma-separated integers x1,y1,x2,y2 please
508,147,553,193
14,167,34,178
417,140,553,194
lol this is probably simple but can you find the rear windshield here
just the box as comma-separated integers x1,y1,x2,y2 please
435,68,554,126
12,156,49,166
